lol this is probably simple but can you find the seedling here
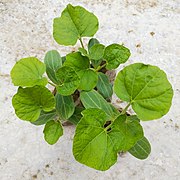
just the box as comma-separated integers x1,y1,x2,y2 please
11,4,173,171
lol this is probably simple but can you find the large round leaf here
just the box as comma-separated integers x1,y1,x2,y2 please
56,66,80,96
11,57,47,87
103,44,130,70
12,86,55,122
53,4,98,46
114,63,173,120
73,109,143,171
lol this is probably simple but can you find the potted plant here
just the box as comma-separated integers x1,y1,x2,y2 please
10,4,173,171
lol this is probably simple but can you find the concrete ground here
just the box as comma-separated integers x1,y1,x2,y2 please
0,0,180,179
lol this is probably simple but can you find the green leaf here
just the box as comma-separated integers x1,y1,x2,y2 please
80,90,119,119
78,48,89,57
96,72,113,99
31,110,57,126
104,44,130,70
64,52,89,72
78,69,98,91
43,120,63,145
53,4,99,46
12,86,55,122
68,106,84,125
56,66,80,96
89,44,105,60
73,109,143,171
128,136,151,160
55,93,75,120
11,57,47,87
114,63,173,120
44,50,62,84
88,38,99,50
88,38,103,68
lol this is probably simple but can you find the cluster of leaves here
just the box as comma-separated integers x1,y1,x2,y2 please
11,4,173,171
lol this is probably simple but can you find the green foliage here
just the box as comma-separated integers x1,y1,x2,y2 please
12,86,55,122
73,109,143,170
56,93,75,120
31,110,57,126
44,50,62,84
104,44,131,70
96,72,113,99
11,57,47,87
53,4,98,46
43,120,63,145
56,66,80,96
114,63,173,120
11,4,173,171
128,137,151,159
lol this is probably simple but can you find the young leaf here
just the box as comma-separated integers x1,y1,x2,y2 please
88,38,99,50
80,90,119,119
104,44,130,70
73,109,143,171
44,50,62,84
53,4,99,46
96,72,113,99
43,120,63,145
114,63,173,120
128,136,151,160
56,93,75,120
78,48,89,57
78,69,98,91
12,86,55,122
68,106,84,125
56,66,80,96
64,52,89,72
89,44,105,60
88,38,102,68
11,57,47,87
31,110,57,126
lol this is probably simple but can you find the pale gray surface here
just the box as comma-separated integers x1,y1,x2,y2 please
0,0,180,180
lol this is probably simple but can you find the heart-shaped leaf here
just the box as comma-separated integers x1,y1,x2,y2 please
56,93,75,120
96,72,113,99
11,57,47,87
80,90,119,119
44,50,62,84
128,136,151,160
12,86,55,122
114,63,173,120
53,4,98,46
56,66,80,96
73,109,143,171
43,120,63,145
104,44,130,70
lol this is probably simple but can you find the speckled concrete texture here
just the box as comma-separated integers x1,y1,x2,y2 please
0,0,180,179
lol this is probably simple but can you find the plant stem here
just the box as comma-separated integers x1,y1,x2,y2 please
79,38,85,49
121,103,131,115
96,63,107,72
48,81,56,87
